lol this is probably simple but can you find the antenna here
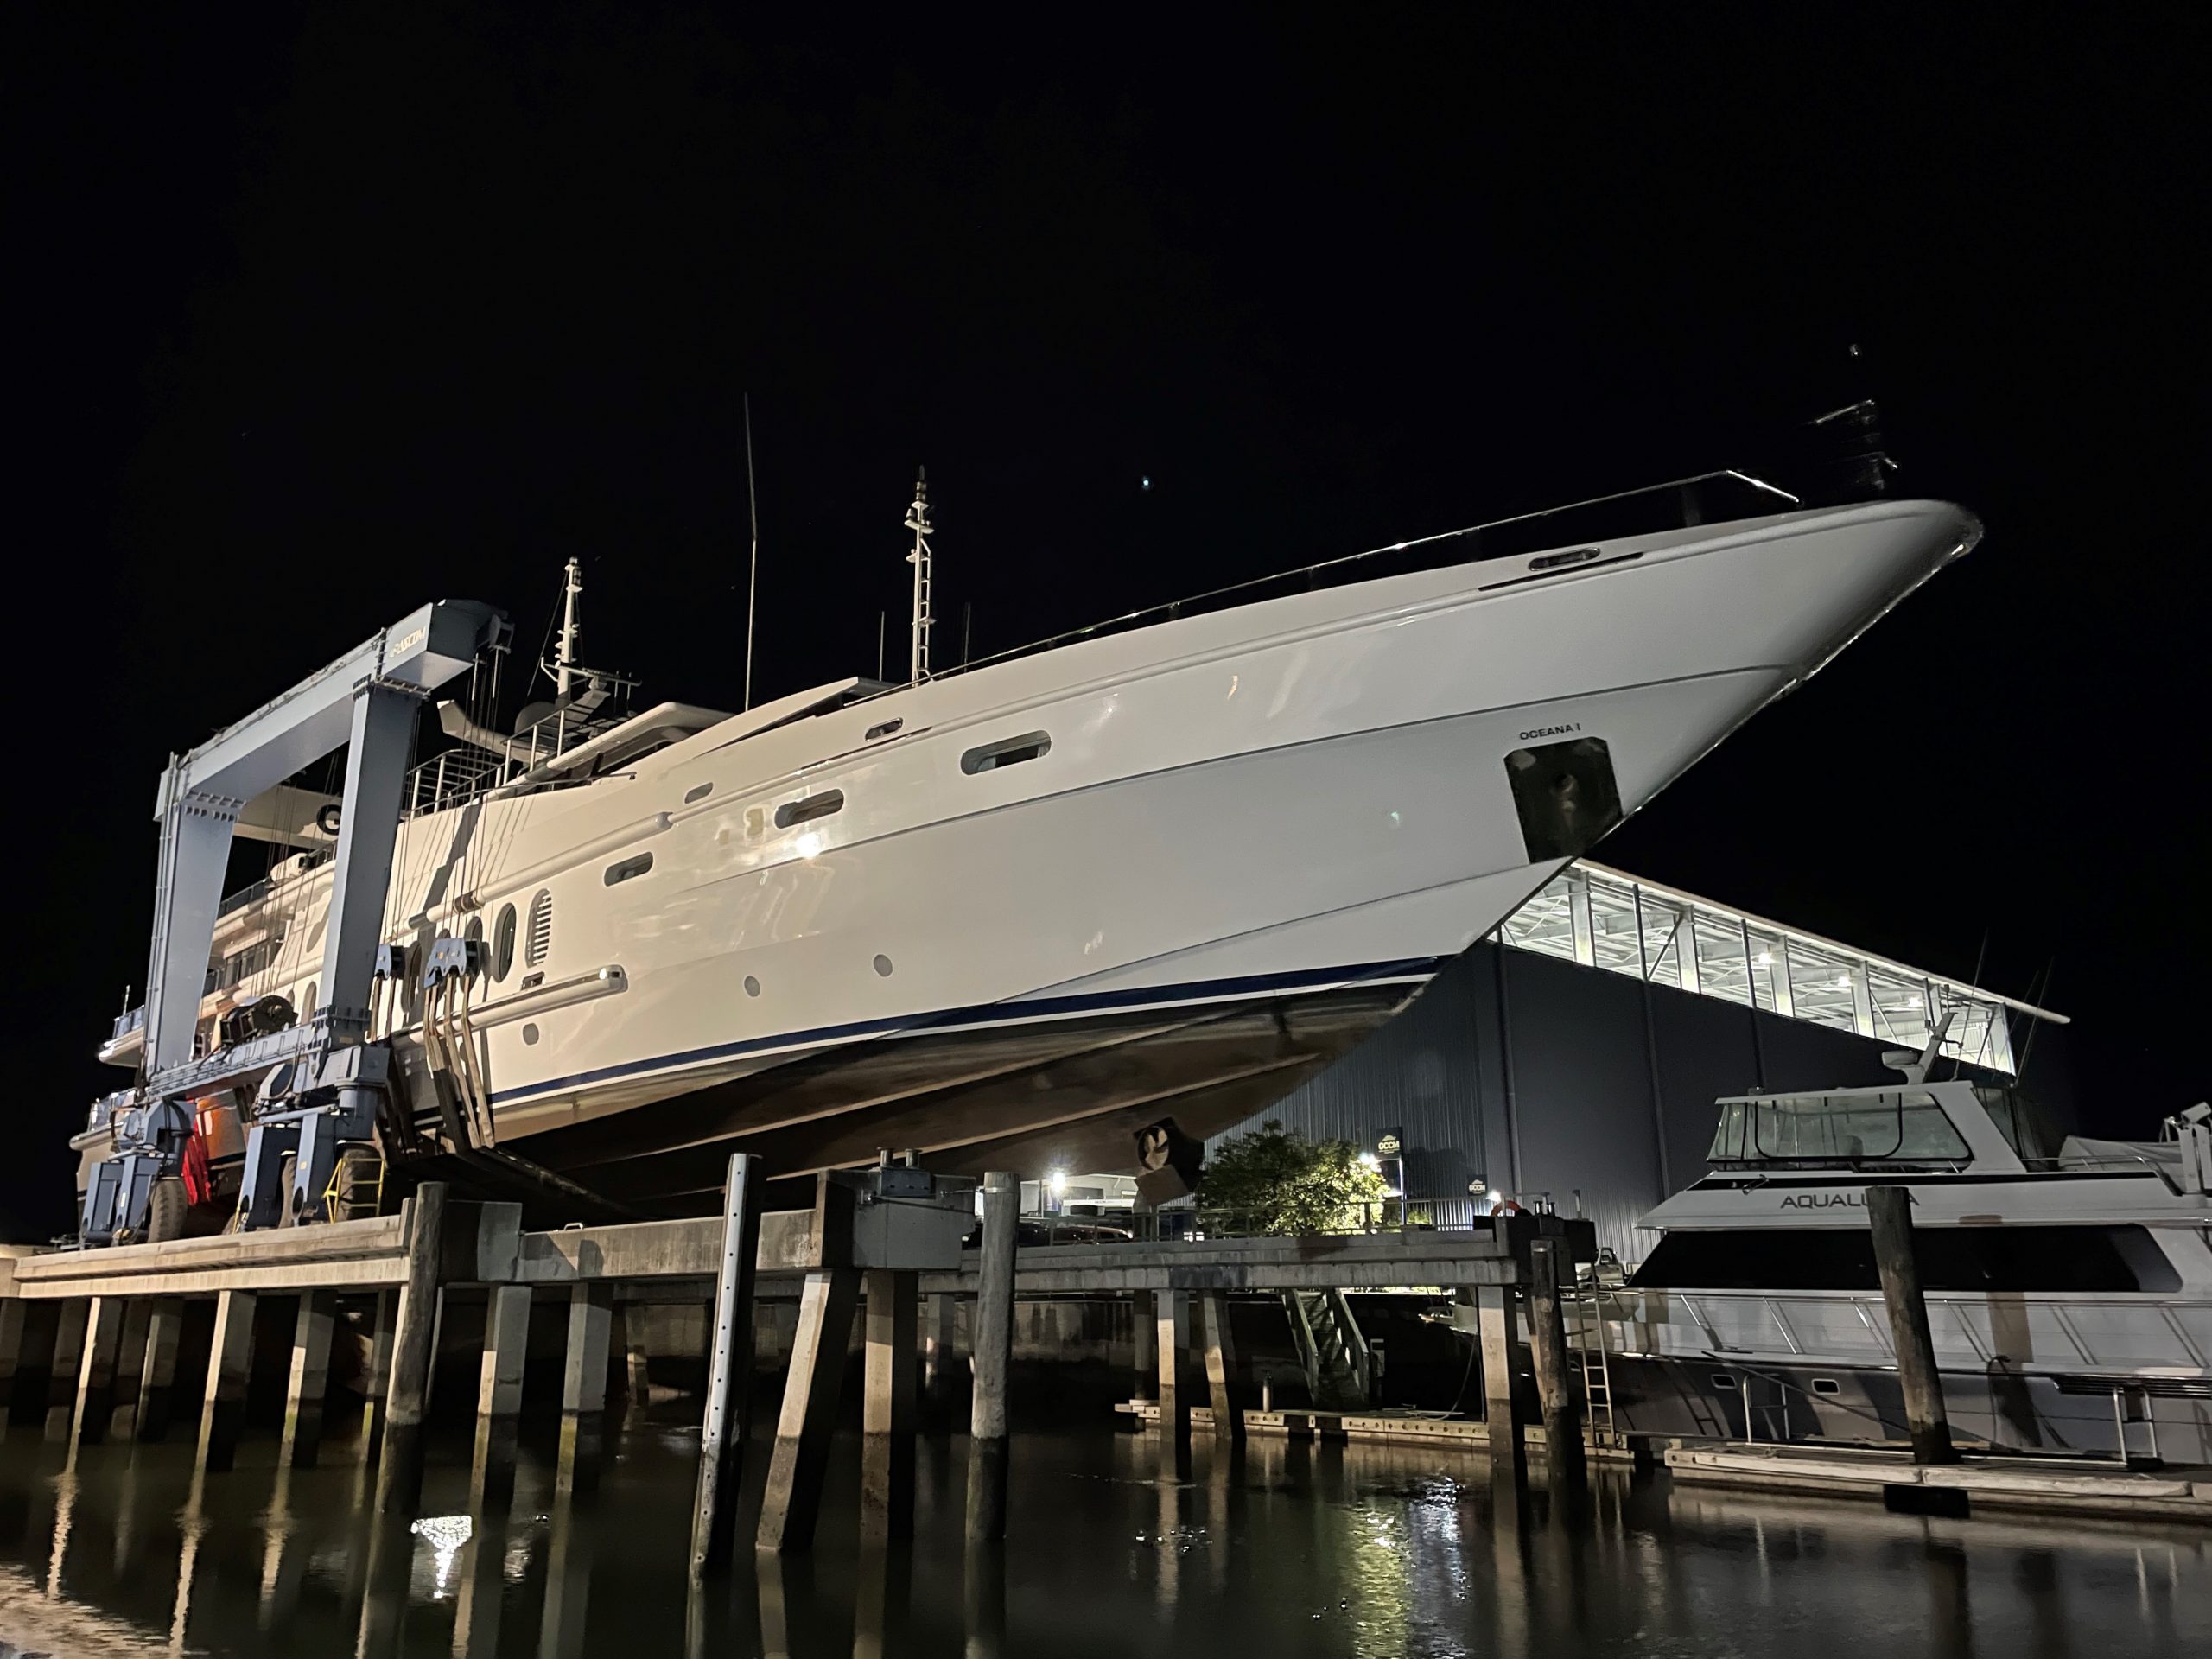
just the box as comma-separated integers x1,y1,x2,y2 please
876,611,887,681
554,556,583,700
961,601,973,666
742,393,760,712
904,467,934,683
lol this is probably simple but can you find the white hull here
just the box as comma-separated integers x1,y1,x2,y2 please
137,497,1977,1204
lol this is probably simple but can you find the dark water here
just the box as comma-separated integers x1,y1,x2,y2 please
1,1415,2206,1657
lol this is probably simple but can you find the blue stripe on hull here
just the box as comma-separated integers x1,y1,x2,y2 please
488,955,1443,1109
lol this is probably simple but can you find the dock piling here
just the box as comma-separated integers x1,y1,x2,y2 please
279,1291,337,1468
356,1288,396,1461
1475,1284,1525,1484
921,1291,958,1409
70,1295,125,1450
374,1180,449,1516
1199,1291,1243,1444
196,1288,257,1472
690,1151,763,1574
0,1300,29,1425
1131,1289,1156,1401
135,1299,182,1441
44,1298,90,1440
964,1169,1017,1544
756,1266,860,1553
559,1281,614,1484
861,1268,918,1541
1868,1183,1956,1465
1526,1238,1586,1491
471,1282,532,1499
1154,1290,1191,1442
106,1299,153,1440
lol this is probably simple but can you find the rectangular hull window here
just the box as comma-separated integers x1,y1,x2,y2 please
605,853,654,887
963,732,1051,774
1506,736,1623,861
775,789,845,829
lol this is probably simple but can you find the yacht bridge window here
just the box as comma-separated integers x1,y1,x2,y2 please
1707,1090,1970,1166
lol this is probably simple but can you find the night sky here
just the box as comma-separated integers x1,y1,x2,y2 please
10,7,2204,1236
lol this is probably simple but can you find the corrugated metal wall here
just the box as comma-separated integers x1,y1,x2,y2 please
1216,939,2056,1263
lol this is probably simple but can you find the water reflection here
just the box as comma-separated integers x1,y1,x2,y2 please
0,1421,2204,1656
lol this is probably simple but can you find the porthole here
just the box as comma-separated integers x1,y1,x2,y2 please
522,1022,541,1046
744,975,761,997
775,789,845,829
605,852,654,887
873,954,893,977
683,782,713,804
962,732,1051,774
525,889,553,968
865,718,903,741
1810,1377,1841,1397
1711,1372,1739,1391
492,904,518,982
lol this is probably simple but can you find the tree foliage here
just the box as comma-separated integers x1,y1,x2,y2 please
1197,1121,1386,1235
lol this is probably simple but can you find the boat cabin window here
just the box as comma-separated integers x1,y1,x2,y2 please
604,852,654,887
1707,1090,1970,1168
1629,1224,2179,1294
962,732,1051,774
775,790,844,829
1972,1085,2063,1162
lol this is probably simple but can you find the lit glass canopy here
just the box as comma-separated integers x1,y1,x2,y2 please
1497,863,2063,1074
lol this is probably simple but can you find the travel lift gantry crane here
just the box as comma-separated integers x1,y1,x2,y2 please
77,599,505,1244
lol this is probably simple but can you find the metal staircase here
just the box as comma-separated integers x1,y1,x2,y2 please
1287,1289,1372,1409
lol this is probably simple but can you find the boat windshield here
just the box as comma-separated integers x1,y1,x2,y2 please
1972,1084,2064,1162
1707,1090,1971,1167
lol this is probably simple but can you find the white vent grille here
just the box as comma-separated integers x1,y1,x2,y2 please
526,888,553,968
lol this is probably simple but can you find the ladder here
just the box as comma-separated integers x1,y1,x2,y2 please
1570,1287,1618,1440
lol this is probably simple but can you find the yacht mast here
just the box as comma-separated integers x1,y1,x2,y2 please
555,556,582,700
904,468,934,683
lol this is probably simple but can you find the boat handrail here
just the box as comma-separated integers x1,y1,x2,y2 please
914,467,1802,689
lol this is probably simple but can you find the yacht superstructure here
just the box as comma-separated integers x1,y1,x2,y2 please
79,461,1981,1232
1598,1060,2212,1462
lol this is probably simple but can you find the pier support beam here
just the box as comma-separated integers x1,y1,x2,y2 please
1868,1184,1956,1465
1154,1290,1191,1442
356,1290,395,1461
279,1292,337,1468
1131,1290,1156,1402
690,1153,763,1575
1199,1292,1243,1444
1475,1285,1525,1484
70,1296,126,1450
921,1292,958,1409
106,1300,153,1440
44,1299,90,1440
1526,1239,1586,1491
965,1170,1017,1545
135,1300,183,1442
861,1269,918,1542
374,1181,448,1516
471,1283,531,1500
197,1289,257,1472
559,1282,613,1484
0,1300,26,1425
618,1304,652,1410
755,1266,859,1554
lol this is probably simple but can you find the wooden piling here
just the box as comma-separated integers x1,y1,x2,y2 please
690,1151,764,1574
1198,1291,1243,1444
922,1292,958,1408
197,1288,258,1473
69,1295,125,1450
135,1300,182,1442
1868,1184,1956,1465
1154,1290,1191,1442
374,1180,448,1516
558,1281,614,1484
278,1292,337,1468
1526,1238,1586,1490
755,1267,860,1554
1475,1284,1525,1483
964,1170,1017,1544
861,1268,918,1542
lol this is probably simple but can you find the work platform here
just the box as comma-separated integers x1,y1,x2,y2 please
1664,1442,2212,1523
